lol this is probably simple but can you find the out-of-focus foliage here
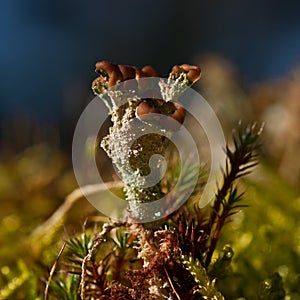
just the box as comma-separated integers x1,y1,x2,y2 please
0,145,96,299
197,55,300,186
216,165,300,299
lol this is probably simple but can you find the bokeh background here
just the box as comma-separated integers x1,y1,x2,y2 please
0,0,300,298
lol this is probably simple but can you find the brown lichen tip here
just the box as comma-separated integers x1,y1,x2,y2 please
92,61,202,100
136,100,185,131
141,65,161,77
170,64,202,84
92,61,162,96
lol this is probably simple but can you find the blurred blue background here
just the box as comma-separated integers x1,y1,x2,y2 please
1,0,300,150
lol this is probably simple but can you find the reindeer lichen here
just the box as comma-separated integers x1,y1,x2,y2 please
94,62,201,220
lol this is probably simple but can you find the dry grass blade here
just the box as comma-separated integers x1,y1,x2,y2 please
163,266,181,300
30,181,123,242
44,242,66,300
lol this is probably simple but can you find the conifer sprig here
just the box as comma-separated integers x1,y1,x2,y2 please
205,123,263,267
